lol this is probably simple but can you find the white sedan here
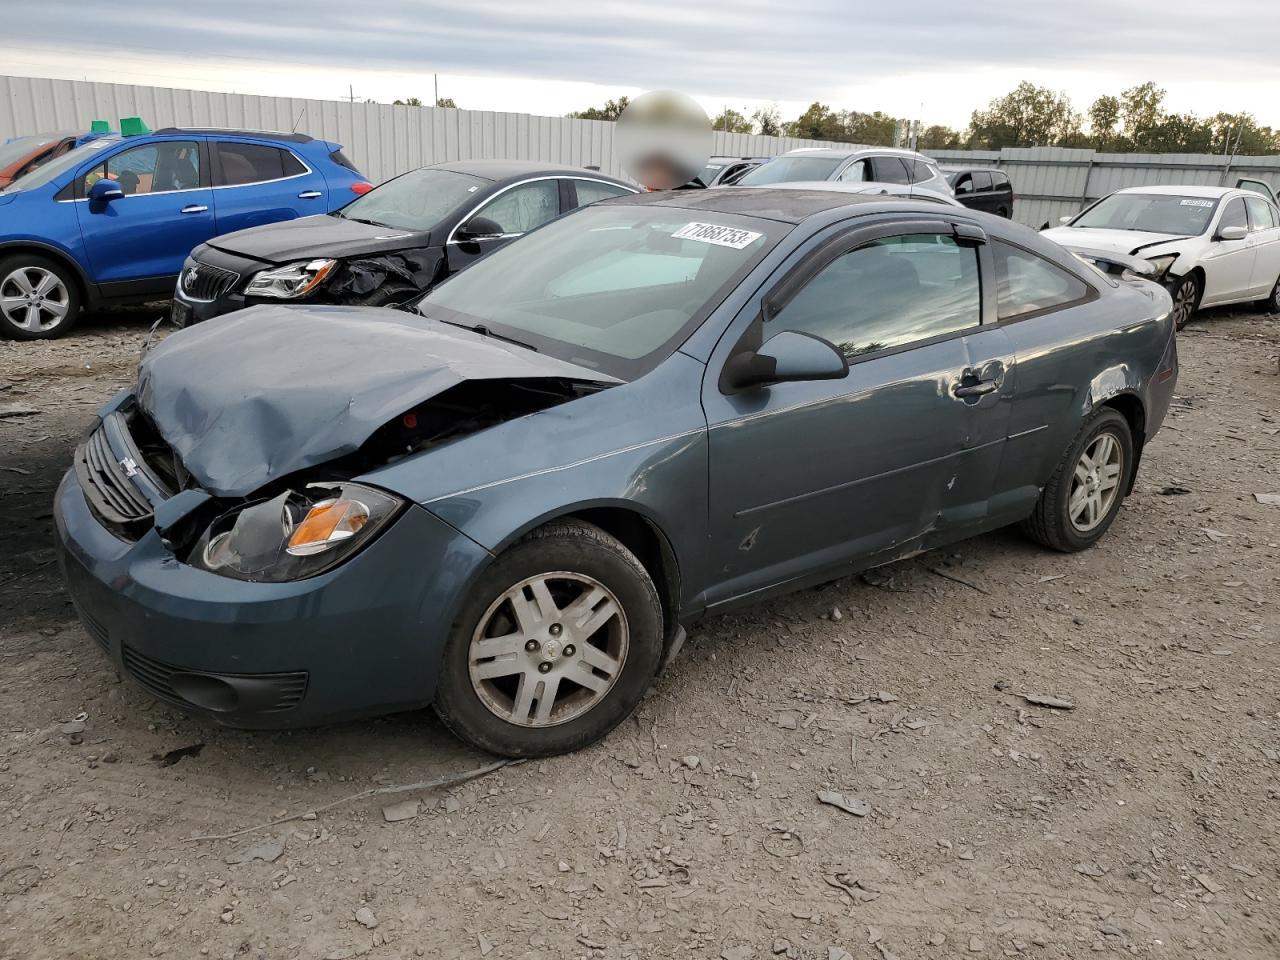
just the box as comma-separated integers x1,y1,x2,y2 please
1042,185,1280,327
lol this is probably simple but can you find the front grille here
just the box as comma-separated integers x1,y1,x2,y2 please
122,646,309,714
74,424,152,529
179,261,240,302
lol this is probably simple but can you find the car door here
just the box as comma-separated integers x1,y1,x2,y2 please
1244,195,1280,296
970,171,995,212
446,178,564,272
1200,196,1255,305
210,139,327,235
74,137,215,293
700,217,1005,608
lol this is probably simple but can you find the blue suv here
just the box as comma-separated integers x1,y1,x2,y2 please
0,127,370,339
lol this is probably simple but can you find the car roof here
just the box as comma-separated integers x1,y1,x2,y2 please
432,158,629,184
781,145,930,160
747,181,963,205
616,186,947,224
153,127,314,143
1116,184,1235,198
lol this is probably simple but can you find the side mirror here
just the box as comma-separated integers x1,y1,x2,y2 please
721,330,848,394
1217,224,1247,242
455,215,504,242
88,178,124,202
1058,215,1073,225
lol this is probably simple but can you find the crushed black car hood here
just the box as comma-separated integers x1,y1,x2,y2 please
136,305,617,498
206,214,433,264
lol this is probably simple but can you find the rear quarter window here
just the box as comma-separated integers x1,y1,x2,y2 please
993,240,1090,320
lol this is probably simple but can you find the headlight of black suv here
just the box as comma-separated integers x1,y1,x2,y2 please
191,482,403,582
244,259,337,299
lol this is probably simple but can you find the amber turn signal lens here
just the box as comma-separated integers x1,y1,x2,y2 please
286,498,370,556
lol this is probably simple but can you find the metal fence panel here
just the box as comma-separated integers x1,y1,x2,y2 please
4,74,1278,228
0,74,842,184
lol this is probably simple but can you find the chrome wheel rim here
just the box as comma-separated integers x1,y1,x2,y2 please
1172,279,1196,328
468,572,628,727
1069,431,1124,533
0,266,69,333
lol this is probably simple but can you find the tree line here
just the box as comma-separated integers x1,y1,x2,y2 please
568,83,1280,155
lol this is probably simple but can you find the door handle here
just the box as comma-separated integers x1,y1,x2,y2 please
180,204,208,214
953,380,998,398
297,191,322,199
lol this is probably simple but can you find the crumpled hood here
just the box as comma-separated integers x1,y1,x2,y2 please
136,305,617,498
1042,226,1187,256
206,214,432,264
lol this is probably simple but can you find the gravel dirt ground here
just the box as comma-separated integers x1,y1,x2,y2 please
1,306,1278,960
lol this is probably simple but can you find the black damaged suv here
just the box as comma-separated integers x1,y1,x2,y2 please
171,159,636,326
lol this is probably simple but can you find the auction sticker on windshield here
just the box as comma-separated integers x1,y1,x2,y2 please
672,222,763,249
1179,199,1214,207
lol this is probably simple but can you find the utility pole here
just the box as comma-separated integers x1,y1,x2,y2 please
434,74,439,107
346,84,359,105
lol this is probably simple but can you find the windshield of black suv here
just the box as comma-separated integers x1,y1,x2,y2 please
3,137,116,192
1071,192,1219,235
417,204,782,379
335,167,488,231
737,156,843,185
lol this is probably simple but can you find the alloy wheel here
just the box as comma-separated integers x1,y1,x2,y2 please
468,572,629,727
1171,278,1197,329
0,266,70,334
1068,431,1124,533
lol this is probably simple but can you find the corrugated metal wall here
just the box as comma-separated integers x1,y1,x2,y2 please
5,75,1277,227
0,75,837,184
931,147,1280,227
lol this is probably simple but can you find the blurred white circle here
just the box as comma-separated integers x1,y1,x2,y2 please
617,91,713,190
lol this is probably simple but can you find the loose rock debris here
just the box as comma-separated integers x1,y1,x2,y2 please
817,790,870,817
1022,694,1075,710
223,834,286,865
152,742,205,766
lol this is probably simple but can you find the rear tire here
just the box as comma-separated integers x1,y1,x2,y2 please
1255,274,1280,315
0,254,80,340
1167,273,1200,330
433,520,664,758
1021,408,1134,553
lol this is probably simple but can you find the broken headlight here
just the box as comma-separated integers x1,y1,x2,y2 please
1144,254,1178,279
191,482,403,582
245,259,337,299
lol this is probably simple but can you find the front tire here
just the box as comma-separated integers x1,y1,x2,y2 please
1167,273,1200,330
1021,408,1134,553
0,255,80,340
433,520,664,758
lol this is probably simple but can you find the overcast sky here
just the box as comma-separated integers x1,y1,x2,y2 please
4,0,1279,129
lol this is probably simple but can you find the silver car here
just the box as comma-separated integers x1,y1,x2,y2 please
734,146,954,196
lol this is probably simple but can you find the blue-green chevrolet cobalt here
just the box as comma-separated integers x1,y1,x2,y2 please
54,188,1177,757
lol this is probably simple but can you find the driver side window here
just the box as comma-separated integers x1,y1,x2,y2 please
82,141,201,196
768,233,981,361
474,180,560,235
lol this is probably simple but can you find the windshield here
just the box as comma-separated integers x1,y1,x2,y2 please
4,137,115,192
0,133,67,169
336,167,488,231
737,156,843,185
1071,193,1218,235
417,204,782,378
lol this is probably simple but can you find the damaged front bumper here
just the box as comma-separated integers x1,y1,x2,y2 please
53,466,492,729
